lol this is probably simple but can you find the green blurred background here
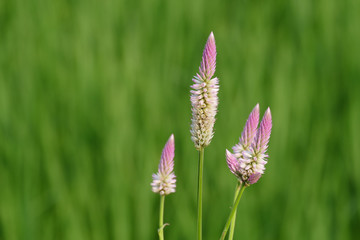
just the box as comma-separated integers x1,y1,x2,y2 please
1,0,360,239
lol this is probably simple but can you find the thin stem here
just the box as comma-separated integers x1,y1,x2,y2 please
220,185,246,240
158,195,165,240
228,182,242,240
197,148,205,240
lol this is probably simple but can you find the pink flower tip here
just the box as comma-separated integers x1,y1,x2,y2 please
209,31,215,41
200,32,216,79
240,103,260,148
160,134,175,170
264,107,271,121
255,107,272,151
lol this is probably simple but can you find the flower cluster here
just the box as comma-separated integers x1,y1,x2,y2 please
151,134,176,195
226,105,272,186
190,32,219,150
149,32,275,240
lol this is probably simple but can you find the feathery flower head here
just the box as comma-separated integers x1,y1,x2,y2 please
226,106,272,186
190,32,219,150
151,134,176,195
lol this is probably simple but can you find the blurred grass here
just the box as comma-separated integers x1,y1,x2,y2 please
1,0,360,239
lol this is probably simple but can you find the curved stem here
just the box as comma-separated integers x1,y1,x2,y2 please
158,195,165,240
197,148,205,240
228,182,242,240
220,185,246,240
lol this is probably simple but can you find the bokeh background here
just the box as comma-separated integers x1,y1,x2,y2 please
1,0,360,239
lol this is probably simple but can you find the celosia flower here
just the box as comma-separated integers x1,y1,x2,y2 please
151,134,176,195
190,32,219,150
226,107,272,186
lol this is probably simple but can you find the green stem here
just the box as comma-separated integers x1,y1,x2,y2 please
197,148,205,240
158,195,165,240
228,182,242,240
220,185,246,240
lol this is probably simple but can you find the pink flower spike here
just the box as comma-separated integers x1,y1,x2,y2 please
190,32,219,150
151,134,176,195
199,32,216,79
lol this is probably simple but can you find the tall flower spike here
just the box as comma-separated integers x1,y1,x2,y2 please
151,134,176,195
190,32,219,149
232,104,260,159
227,106,272,186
